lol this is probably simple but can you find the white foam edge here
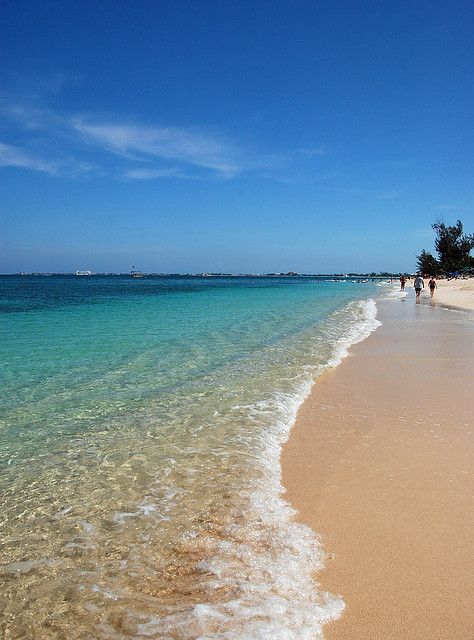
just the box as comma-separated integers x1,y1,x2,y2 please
377,281,408,299
147,298,380,638
228,298,382,634
98,298,382,639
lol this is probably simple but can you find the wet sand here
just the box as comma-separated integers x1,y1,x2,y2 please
282,293,474,639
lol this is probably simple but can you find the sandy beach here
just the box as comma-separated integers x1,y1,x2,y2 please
433,277,474,310
282,285,474,639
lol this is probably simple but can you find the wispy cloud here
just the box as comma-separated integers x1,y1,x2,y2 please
0,102,65,131
0,141,96,177
73,120,242,178
124,167,186,180
0,88,328,181
295,146,328,159
0,142,59,175
1,92,250,178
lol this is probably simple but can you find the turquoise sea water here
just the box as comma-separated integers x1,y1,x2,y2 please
0,275,382,639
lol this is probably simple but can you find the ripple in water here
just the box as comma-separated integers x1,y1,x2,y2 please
0,276,381,638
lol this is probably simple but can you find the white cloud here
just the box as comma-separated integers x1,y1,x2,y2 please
0,93,328,181
124,168,184,180
0,142,96,177
0,142,58,175
73,120,242,177
295,146,327,159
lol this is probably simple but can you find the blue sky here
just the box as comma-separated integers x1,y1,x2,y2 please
1,0,473,273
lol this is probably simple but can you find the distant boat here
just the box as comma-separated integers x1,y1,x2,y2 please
130,266,143,278
75,270,92,276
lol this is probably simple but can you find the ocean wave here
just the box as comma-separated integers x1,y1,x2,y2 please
1,283,382,639
113,298,380,638
377,281,408,299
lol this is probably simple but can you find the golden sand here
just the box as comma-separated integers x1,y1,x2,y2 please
433,277,474,310
282,295,474,639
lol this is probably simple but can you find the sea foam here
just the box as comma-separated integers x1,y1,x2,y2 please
1,276,382,639
112,298,380,639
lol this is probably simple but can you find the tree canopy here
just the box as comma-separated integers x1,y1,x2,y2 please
416,219,474,275
416,249,439,276
432,220,474,272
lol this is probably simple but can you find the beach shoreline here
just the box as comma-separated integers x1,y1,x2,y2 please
430,277,474,311
281,287,474,639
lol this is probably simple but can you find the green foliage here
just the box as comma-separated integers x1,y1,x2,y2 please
432,219,474,272
416,249,440,275
416,219,474,274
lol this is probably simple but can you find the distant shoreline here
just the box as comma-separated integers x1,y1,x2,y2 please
1,272,404,278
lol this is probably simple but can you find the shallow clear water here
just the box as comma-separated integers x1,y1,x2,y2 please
0,275,381,639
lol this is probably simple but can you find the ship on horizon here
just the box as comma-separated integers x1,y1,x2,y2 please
130,266,143,278
75,270,92,276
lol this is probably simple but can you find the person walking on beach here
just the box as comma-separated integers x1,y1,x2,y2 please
400,275,406,290
414,274,424,302
428,277,437,298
